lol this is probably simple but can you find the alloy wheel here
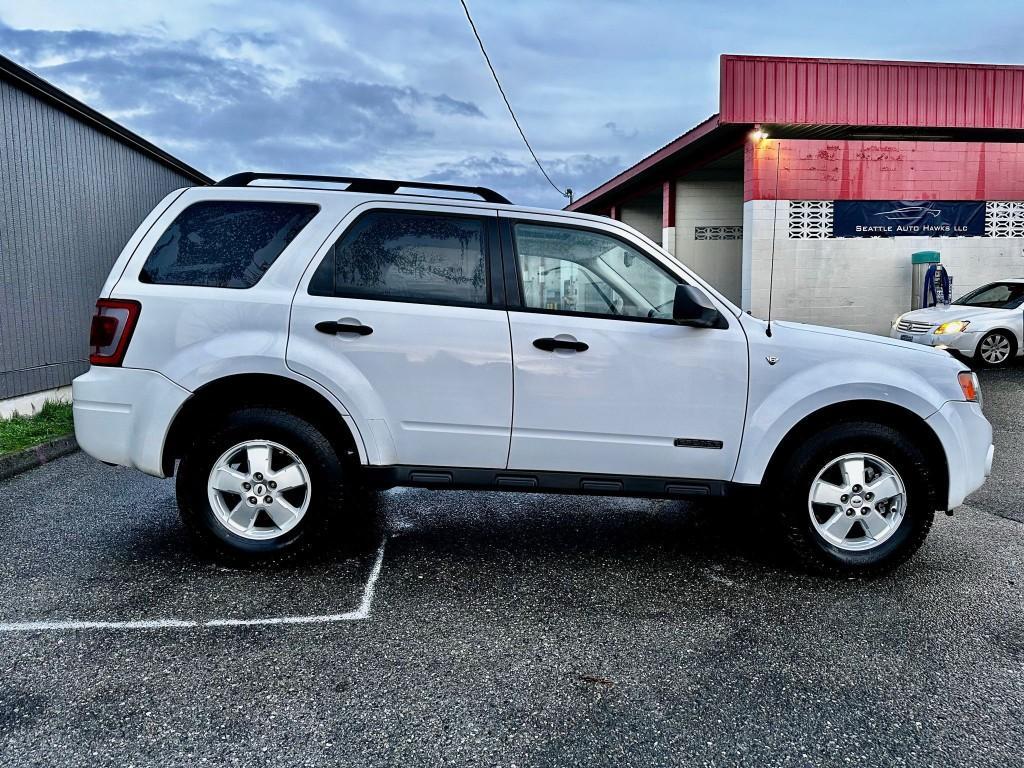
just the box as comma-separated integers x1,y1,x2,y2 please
807,452,906,552
206,440,312,540
980,333,1012,365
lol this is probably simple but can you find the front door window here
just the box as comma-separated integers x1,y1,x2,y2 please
514,223,679,319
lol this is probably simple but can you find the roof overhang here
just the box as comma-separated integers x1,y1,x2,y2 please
567,115,749,212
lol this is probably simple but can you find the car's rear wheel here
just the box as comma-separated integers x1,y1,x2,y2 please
177,407,371,563
976,330,1016,368
773,421,935,577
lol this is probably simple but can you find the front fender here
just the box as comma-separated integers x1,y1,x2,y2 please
733,360,955,487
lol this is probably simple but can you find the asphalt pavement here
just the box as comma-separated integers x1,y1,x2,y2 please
0,367,1021,767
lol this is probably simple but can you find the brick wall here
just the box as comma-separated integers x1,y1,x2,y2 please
745,139,1024,202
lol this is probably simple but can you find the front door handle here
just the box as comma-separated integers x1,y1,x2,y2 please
315,320,373,336
533,337,589,353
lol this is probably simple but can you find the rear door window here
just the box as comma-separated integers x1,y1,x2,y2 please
140,200,319,288
308,210,490,306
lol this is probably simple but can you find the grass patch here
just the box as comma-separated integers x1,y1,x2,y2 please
0,401,74,456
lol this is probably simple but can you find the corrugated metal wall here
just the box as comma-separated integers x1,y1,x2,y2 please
721,55,1024,129
0,79,197,400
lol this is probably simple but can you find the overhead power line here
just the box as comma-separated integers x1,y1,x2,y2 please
458,0,573,203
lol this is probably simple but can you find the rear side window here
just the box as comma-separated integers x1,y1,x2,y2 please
140,200,318,288
308,210,489,305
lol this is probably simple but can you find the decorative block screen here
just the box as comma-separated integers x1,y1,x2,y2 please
985,201,1024,238
788,201,833,239
694,225,743,241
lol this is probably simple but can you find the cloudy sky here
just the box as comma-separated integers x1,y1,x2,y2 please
1,1,1022,207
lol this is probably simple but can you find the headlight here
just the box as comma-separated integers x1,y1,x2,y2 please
936,320,970,335
891,314,903,328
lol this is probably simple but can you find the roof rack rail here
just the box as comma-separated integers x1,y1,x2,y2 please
215,172,511,204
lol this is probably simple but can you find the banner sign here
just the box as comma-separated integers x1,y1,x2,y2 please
833,200,986,238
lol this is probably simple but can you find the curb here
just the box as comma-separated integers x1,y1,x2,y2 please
0,435,79,482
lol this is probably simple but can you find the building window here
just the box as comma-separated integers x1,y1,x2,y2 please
985,201,1024,238
788,201,834,239
694,225,743,241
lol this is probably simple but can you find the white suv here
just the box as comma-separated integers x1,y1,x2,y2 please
73,173,994,575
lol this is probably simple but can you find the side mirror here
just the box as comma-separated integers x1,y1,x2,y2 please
672,284,723,328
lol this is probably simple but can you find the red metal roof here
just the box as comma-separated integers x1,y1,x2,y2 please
720,54,1024,129
568,54,1024,212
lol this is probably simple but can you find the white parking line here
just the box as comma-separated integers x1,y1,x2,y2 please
0,539,387,633
0,618,198,631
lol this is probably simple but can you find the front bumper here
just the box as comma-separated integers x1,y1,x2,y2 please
73,367,191,477
925,400,993,510
889,327,980,357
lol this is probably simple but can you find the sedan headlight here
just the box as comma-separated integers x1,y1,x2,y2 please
936,320,970,335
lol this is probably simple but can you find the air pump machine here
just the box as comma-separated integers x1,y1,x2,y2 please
911,251,954,309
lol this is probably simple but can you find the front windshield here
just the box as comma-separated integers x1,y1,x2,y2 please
953,282,1024,309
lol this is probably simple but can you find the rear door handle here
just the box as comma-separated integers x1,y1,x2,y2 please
533,337,588,353
315,320,373,336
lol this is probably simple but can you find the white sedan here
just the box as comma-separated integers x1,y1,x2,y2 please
891,280,1024,368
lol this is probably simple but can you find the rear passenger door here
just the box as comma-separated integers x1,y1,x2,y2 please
287,204,513,469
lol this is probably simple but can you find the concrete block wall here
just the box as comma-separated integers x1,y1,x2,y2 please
673,179,744,304
619,202,662,245
743,199,1024,335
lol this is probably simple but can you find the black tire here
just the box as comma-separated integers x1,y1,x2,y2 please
974,330,1016,369
772,421,935,578
176,407,373,564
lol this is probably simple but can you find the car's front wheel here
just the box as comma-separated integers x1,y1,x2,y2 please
975,330,1016,369
176,407,367,563
773,421,935,577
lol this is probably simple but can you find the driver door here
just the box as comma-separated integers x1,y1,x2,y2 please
503,215,748,481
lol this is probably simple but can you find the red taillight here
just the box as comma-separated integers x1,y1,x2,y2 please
89,299,141,366
89,315,119,347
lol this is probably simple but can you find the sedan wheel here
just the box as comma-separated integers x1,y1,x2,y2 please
977,331,1014,368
